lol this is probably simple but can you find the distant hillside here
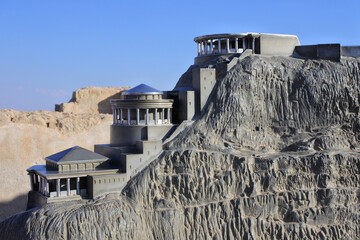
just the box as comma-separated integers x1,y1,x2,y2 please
55,86,131,114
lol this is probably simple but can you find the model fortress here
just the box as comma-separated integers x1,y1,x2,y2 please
27,32,360,206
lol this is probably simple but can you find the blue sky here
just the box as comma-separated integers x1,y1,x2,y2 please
1,0,359,111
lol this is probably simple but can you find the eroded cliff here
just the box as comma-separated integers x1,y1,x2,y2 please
1,56,360,239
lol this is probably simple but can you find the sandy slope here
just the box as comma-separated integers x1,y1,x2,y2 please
0,110,112,221
55,86,131,114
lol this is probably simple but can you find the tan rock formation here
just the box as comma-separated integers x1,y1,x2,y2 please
0,110,112,221
55,86,131,114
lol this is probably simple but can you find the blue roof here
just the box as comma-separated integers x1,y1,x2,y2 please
45,146,108,163
122,84,162,95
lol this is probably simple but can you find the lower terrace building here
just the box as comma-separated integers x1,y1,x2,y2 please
27,146,117,203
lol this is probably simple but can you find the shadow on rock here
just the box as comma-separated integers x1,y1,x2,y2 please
0,194,28,222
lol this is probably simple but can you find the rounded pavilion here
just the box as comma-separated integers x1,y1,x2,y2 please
110,84,173,126
109,84,175,146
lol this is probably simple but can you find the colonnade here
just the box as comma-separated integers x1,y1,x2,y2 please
196,37,256,56
29,173,82,198
29,173,50,196
112,107,172,125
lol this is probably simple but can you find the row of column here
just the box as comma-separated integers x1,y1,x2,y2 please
29,173,81,198
113,108,172,125
197,37,256,56
30,174,49,196
54,177,80,197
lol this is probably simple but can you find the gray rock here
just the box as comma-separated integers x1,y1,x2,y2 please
1,55,360,239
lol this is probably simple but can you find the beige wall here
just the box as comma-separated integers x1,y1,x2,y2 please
260,34,300,56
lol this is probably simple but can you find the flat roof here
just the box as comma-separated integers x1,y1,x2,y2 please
194,32,298,42
27,165,120,179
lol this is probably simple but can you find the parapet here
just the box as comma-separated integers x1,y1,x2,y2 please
294,44,341,62
341,46,360,58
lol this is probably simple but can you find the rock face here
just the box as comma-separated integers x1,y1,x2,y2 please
0,110,112,221
55,86,131,114
1,56,360,239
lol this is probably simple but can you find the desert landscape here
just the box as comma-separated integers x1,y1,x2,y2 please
2,0,360,238
0,86,129,221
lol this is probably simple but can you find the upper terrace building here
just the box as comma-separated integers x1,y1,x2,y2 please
194,33,300,64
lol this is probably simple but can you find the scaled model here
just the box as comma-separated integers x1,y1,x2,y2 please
26,32,360,208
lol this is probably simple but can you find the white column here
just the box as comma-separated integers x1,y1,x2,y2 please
43,177,46,194
38,177,41,193
210,39,213,53
127,108,131,125
204,41,207,54
201,42,204,55
46,181,49,196
161,108,165,123
252,37,255,52
243,38,246,50
170,109,172,123
197,42,201,56
114,109,117,124
235,38,238,53
146,109,149,125
167,108,171,123
116,109,119,123
76,177,80,195
120,109,123,124
226,38,230,53
33,174,37,190
154,108,158,125
67,178,70,196
218,39,221,53
113,109,116,124
39,177,43,194
56,179,60,197
43,178,46,194
29,174,34,191
136,108,140,125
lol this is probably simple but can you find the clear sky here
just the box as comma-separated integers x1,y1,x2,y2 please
1,0,359,111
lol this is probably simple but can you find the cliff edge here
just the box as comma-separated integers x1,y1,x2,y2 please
1,56,360,239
